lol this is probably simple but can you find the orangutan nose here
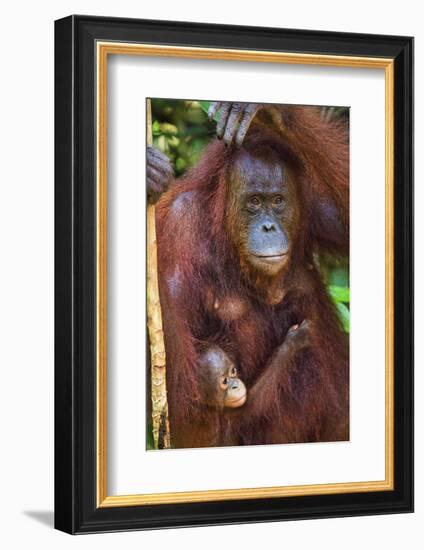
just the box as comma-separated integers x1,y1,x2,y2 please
262,222,276,232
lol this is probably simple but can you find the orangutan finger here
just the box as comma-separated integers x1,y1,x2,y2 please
147,165,166,183
235,103,260,147
149,155,173,178
208,101,221,121
216,103,232,139
223,103,244,146
148,146,169,162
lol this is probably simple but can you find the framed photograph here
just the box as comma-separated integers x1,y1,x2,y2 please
54,15,414,534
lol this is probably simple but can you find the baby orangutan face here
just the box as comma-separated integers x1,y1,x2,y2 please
198,346,247,409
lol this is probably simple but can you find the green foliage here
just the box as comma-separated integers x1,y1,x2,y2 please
325,266,350,332
329,285,350,304
326,265,349,287
198,100,211,117
151,99,215,176
334,301,350,333
147,422,155,450
199,100,221,122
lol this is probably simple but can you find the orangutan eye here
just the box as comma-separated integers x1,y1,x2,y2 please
273,195,284,205
220,376,229,390
248,196,261,208
230,366,237,376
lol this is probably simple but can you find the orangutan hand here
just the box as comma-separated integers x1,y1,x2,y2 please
208,102,261,147
284,319,314,352
146,146,173,204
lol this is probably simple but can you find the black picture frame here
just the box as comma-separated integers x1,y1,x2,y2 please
55,15,414,534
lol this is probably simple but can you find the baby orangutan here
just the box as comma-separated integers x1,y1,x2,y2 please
175,345,247,448
198,346,247,410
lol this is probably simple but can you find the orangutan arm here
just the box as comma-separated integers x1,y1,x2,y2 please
221,320,314,427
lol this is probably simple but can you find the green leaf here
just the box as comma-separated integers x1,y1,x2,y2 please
167,135,180,148
328,266,349,287
159,122,178,136
152,120,161,135
146,422,155,450
156,134,167,153
199,101,211,115
335,302,350,333
329,285,350,304
175,157,187,172
198,100,220,122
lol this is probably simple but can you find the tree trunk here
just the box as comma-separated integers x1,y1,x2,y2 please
146,99,171,449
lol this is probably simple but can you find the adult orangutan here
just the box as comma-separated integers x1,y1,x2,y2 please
146,102,349,448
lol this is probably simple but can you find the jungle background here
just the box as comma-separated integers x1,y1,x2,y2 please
147,99,350,449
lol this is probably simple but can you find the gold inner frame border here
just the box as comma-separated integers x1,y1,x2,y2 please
96,42,394,508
